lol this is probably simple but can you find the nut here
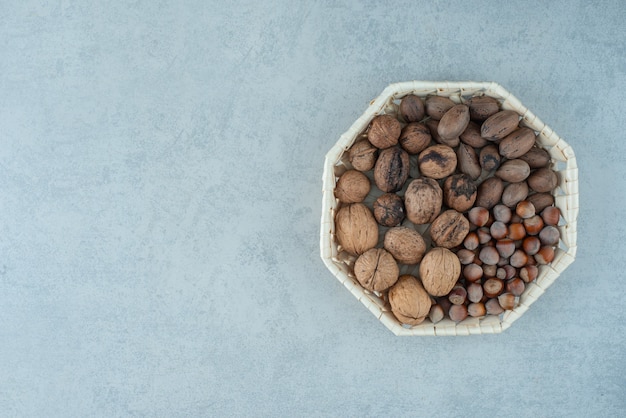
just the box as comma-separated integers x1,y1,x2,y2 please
519,146,551,168
479,144,502,172
373,193,405,227
476,177,504,209
335,170,370,203
466,95,500,121
424,96,455,120
541,206,561,226
526,193,555,213
383,226,427,265
501,181,529,208
426,119,459,147
354,248,399,292
527,168,558,193
429,304,445,324
404,178,443,224
399,122,431,154
388,275,432,325
498,127,536,159
335,203,379,256
456,143,482,180
495,159,531,183
374,146,410,192
438,104,470,140
463,263,483,282
443,174,477,212
481,110,520,141
430,209,470,249
460,121,489,148
448,304,468,322
368,114,401,149
348,138,378,172
467,302,487,317
418,144,457,179
399,94,425,123
457,249,477,265
419,247,461,297
468,206,490,227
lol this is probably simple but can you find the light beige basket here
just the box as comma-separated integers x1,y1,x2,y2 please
320,81,578,336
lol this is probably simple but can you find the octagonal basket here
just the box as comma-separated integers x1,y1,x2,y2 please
320,81,578,336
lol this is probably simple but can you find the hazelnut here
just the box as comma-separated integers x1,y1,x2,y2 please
399,94,425,123
516,200,536,219
429,304,445,324
482,264,497,278
468,206,490,227
520,265,538,283
483,278,504,298
490,221,508,240
335,170,370,203
535,246,555,264
348,138,378,172
467,282,484,303
430,209,470,249
354,248,399,292
368,114,401,149
399,122,431,154
507,223,526,240
335,203,379,256
479,246,500,265
496,239,516,258
497,292,516,310
541,206,561,226
373,193,405,227
468,302,487,317
419,247,461,297
476,227,492,245
485,298,504,315
404,178,443,225
418,144,457,179
448,304,468,322
492,204,512,223
383,226,427,265
463,263,483,282
509,249,529,268
448,285,468,305
443,174,477,213
506,278,526,297
463,232,480,251
388,275,432,325
522,236,541,255
523,215,544,235
539,225,560,246
457,249,477,265
374,146,410,193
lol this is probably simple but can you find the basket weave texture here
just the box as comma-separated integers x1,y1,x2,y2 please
320,81,578,336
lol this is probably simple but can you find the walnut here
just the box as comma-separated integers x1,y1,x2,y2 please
443,174,477,213
373,193,405,227
348,138,378,172
399,122,431,154
419,247,461,297
417,144,457,179
335,203,378,256
430,209,470,248
373,146,410,193
403,178,443,225
335,170,371,203
398,94,425,123
383,226,426,265
388,275,432,325
367,115,401,149
354,248,399,292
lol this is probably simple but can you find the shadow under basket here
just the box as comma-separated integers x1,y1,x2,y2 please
320,81,578,336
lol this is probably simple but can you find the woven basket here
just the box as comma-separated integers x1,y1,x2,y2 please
320,81,578,336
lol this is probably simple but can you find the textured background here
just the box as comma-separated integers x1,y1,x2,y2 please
1,1,625,416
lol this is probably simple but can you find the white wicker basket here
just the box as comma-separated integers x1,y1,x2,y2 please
320,81,578,336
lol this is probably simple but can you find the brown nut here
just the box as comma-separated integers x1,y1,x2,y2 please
495,159,531,183
516,200,536,219
374,146,410,192
485,298,504,315
520,265,538,283
335,203,378,256
438,104,470,140
367,114,401,149
468,206,490,227
456,143,482,180
467,282,484,303
535,246,555,264
426,119,459,147
418,144,458,179
527,168,558,193
539,225,560,246
399,94,425,123
457,249,477,265
424,96,455,120
483,278,504,298
449,304,468,322
335,170,371,203
388,275,432,325
519,147,551,168
463,232,479,251
526,193,555,213
497,292,516,310
463,263,483,282
510,249,529,268
430,209,470,249
479,144,502,172
460,121,489,148
399,122,431,154
507,223,526,240
476,177,504,209
468,302,487,317
373,193,405,227
523,215,544,235
481,110,520,141
479,246,500,265
383,226,427,265
354,248,399,292
404,178,443,224
541,206,561,226
429,304,445,324
348,138,378,172
493,204,512,223
498,127,537,159
443,174,477,213
522,236,541,255
448,285,468,305
419,247,461,297
496,239,516,258
466,95,500,122
501,182,529,208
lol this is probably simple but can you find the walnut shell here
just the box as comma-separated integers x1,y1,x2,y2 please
430,209,470,248
404,178,443,225
374,146,410,193
335,170,370,203
373,193,405,227
476,177,504,209
335,203,378,256
481,110,520,141
443,174,477,213
389,275,432,325
399,94,425,123
399,122,431,154
419,248,461,297
368,114,401,149
349,138,378,171
438,104,470,140
418,144,457,179
384,226,426,265
456,143,481,180
354,248,399,292
425,96,455,120
527,168,558,193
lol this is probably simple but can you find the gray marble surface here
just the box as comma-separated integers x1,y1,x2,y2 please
1,1,624,416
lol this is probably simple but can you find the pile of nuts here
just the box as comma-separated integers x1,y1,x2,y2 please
335,93,562,326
